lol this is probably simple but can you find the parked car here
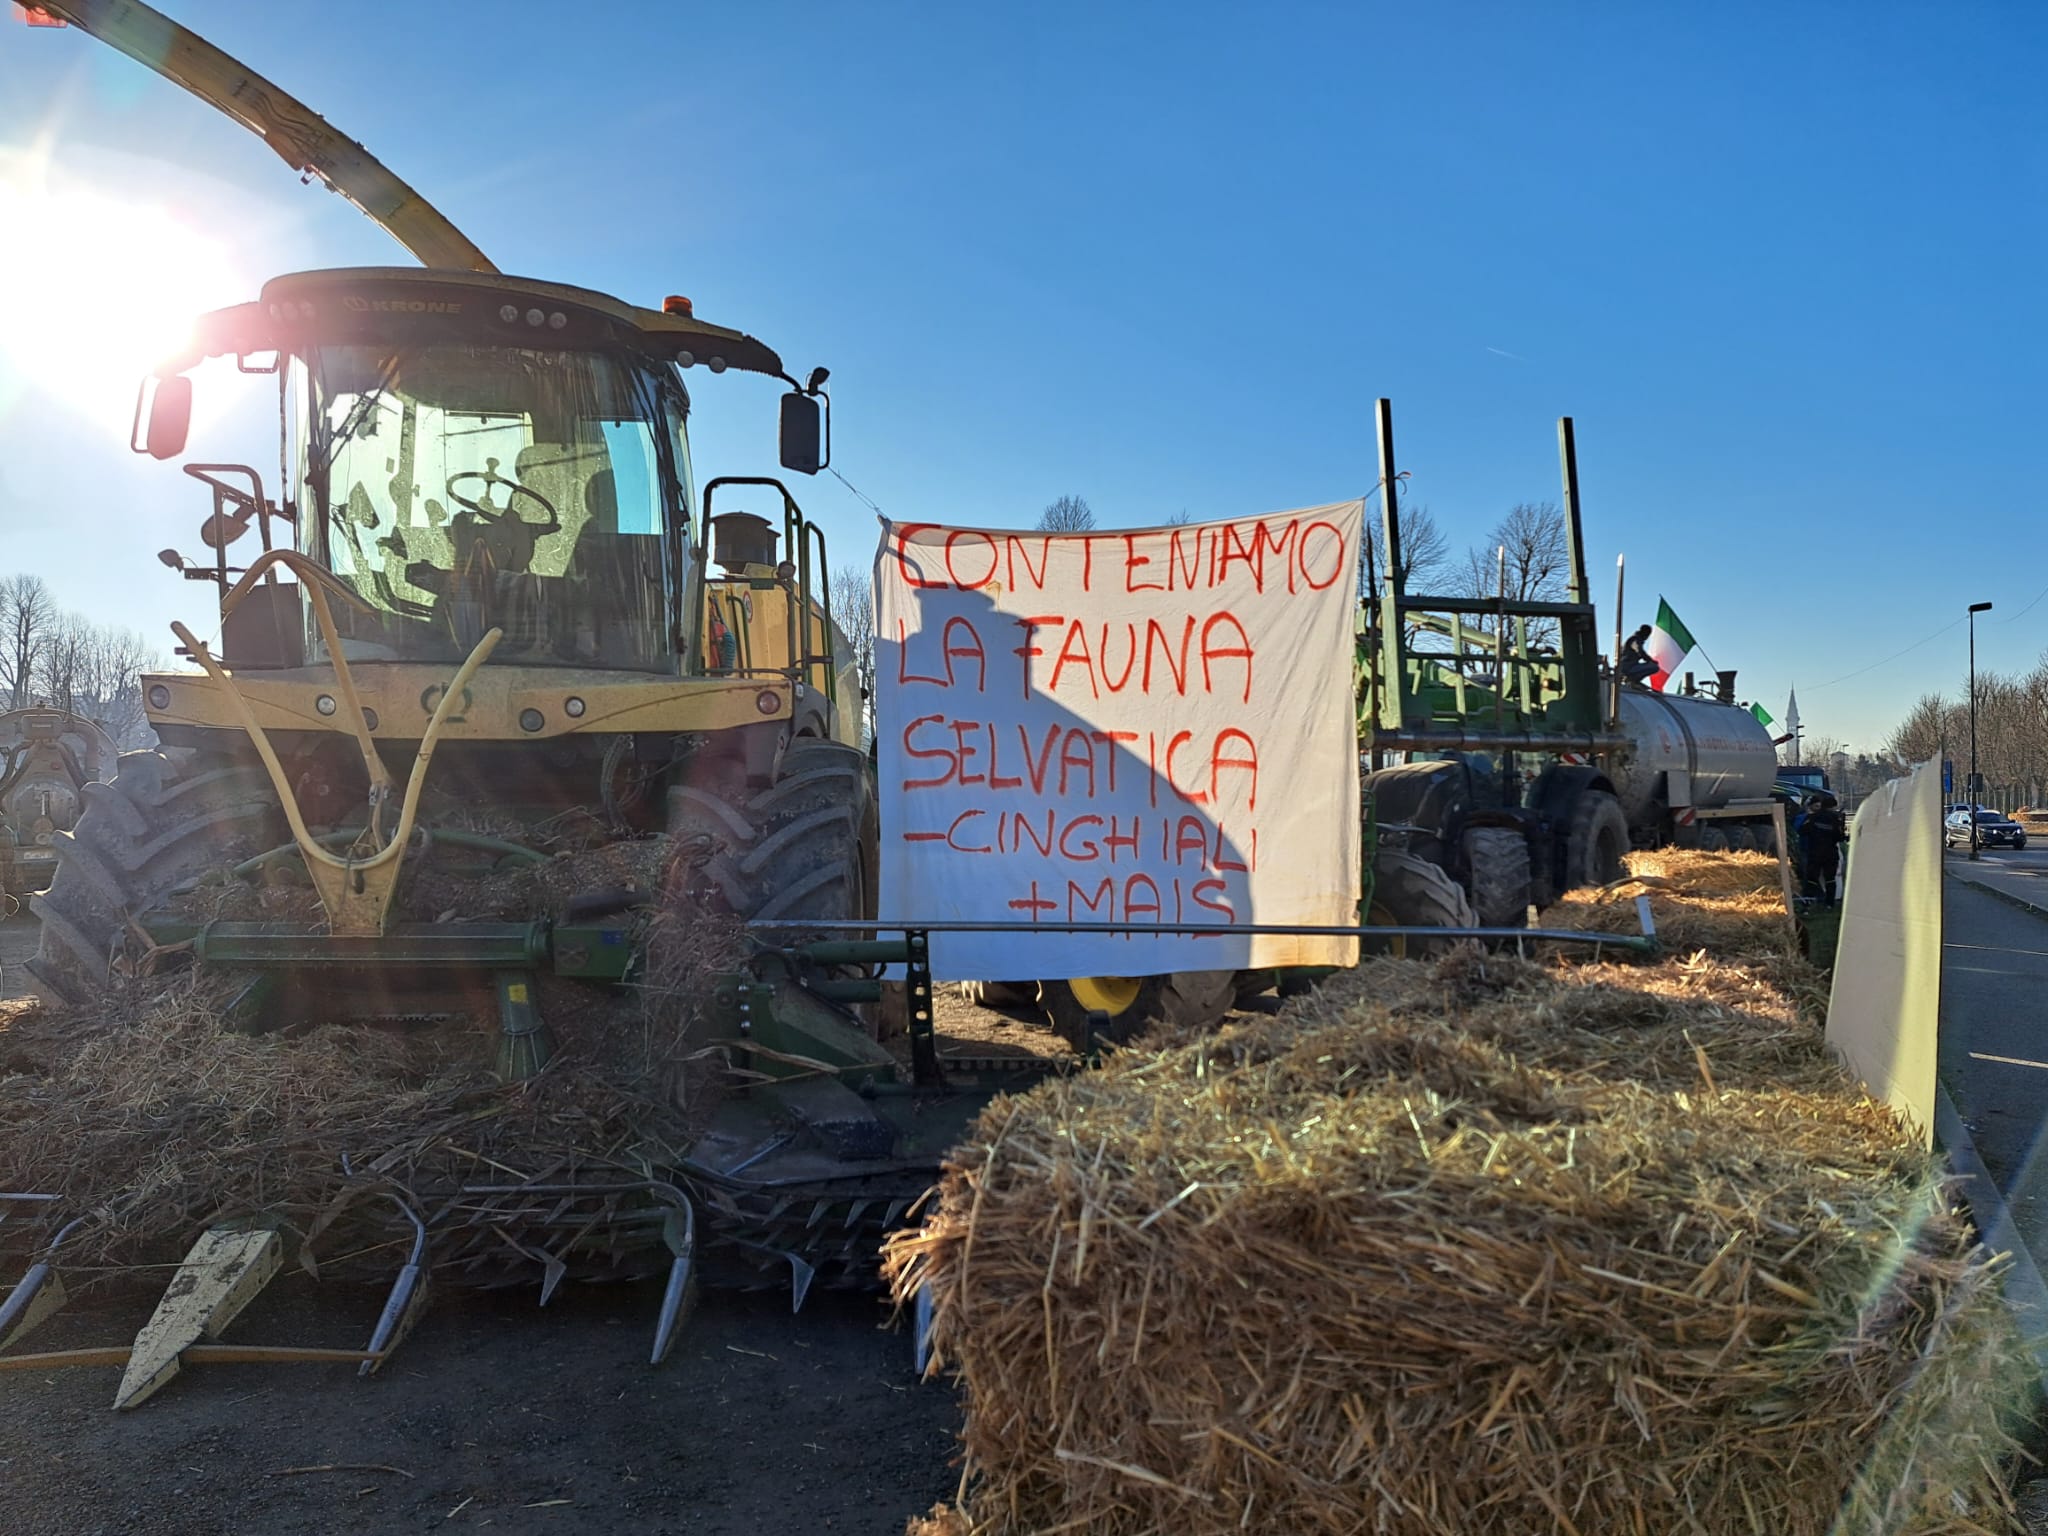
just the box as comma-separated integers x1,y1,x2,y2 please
1945,808,2027,849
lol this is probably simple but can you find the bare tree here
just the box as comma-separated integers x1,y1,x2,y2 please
1799,733,1847,767
1359,500,1451,602
35,611,89,715
0,574,55,708
1886,693,1957,767
1036,495,1096,533
74,624,161,748
828,567,876,749
1461,502,1570,611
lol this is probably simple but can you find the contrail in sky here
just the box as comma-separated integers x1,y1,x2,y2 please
1485,346,1524,361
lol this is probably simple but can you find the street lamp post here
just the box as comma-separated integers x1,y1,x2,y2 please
1969,600,1993,861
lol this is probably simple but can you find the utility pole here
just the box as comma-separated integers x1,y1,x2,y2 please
1969,601,1992,861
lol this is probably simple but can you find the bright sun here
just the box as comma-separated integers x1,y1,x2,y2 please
0,174,237,425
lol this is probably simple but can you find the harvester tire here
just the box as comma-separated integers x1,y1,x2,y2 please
28,749,285,1005
1038,969,1237,1053
1461,826,1531,929
1366,850,1477,957
690,739,879,933
1563,789,1630,890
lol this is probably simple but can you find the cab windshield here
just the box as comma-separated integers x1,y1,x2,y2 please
298,343,693,670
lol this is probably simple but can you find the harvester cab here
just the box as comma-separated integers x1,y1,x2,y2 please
31,266,872,1080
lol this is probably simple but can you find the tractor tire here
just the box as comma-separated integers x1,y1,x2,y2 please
1038,968,1237,1053
678,739,879,933
29,749,286,1005
1563,789,1630,890
1753,823,1778,857
1461,826,1531,929
1697,827,1730,853
1366,849,1478,957
959,980,1038,1010
1722,825,1754,853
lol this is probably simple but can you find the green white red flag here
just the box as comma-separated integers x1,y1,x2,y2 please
1645,598,1695,692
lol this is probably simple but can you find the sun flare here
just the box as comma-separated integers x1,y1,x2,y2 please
0,172,238,426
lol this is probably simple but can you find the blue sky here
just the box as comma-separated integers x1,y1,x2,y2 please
1,1,2042,752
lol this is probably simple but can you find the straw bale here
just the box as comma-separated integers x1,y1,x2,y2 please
0,834,741,1280
889,852,2029,1534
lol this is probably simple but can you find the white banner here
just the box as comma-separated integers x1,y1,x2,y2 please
875,505,1363,981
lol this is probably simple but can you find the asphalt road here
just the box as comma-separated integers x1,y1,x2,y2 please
1940,849,2048,1251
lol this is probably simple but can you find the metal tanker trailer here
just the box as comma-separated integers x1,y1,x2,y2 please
1610,689,1784,851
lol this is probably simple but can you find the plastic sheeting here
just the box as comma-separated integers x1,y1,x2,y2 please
1825,761,1943,1148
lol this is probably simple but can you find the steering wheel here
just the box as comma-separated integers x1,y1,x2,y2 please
445,459,561,573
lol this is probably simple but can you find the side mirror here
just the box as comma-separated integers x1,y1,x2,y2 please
778,389,827,476
133,374,193,461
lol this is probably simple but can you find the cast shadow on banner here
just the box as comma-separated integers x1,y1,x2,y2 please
873,579,1254,992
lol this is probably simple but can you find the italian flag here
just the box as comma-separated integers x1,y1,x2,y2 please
1645,598,1695,692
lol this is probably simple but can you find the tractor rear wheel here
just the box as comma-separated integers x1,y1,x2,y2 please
1563,789,1630,889
1038,968,1237,1053
29,749,285,1005
1365,850,1478,957
1461,826,1531,929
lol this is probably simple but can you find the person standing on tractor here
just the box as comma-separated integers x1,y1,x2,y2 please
1617,625,1659,688
1799,793,1848,905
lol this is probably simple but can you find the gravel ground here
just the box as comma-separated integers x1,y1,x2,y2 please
1,1276,958,1536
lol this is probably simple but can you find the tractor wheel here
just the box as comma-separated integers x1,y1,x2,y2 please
680,739,879,934
958,980,1038,1010
1563,789,1630,889
1697,827,1730,853
1365,850,1478,957
1038,968,1237,1053
1753,823,1778,857
1722,825,1754,853
29,749,286,1005
1461,826,1531,929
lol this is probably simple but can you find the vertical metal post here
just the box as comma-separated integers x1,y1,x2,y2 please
1494,545,1513,803
905,929,940,1083
1374,399,1408,733
1969,601,1992,859
1610,554,1625,727
1558,417,1588,606
1493,546,1507,736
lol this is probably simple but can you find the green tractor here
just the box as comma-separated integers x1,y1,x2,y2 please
1352,403,1634,941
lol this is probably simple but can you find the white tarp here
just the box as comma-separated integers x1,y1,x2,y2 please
874,506,1364,981
1825,759,1943,1148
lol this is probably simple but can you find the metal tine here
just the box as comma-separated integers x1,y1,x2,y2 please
649,1201,696,1366
360,1195,429,1379
0,1217,85,1355
913,1284,936,1377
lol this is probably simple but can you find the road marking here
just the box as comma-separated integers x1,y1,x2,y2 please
1968,1051,2048,1071
1944,942,2048,960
